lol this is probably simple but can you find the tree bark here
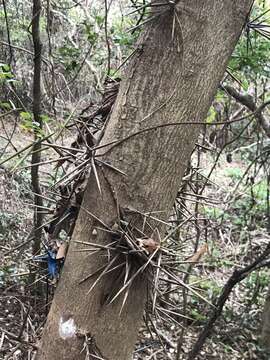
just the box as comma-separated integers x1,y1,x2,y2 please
261,286,270,351
30,0,43,261
37,1,253,359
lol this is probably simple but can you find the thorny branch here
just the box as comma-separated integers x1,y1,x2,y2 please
95,101,270,155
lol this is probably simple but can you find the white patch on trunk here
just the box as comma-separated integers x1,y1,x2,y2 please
59,316,77,340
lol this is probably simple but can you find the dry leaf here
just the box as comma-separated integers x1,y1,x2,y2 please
186,244,209,263
137,229,161,254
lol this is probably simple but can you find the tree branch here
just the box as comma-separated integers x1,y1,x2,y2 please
223,85,270,138
188,242,270,359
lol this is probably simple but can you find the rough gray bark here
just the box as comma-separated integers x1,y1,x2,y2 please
37,1,253,359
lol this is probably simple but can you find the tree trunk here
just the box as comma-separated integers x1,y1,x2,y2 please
37,1,253,359
31,0,43,256
261,286,270,351
29,0,44,291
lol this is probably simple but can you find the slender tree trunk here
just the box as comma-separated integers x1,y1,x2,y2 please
31,0,43,256
261,174,270,350
261,286,270,351
37,1,253,359
29,0,43,293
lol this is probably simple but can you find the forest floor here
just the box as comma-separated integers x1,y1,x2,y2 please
0,118,269,360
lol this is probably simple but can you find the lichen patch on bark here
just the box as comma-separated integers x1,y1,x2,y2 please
58,316,77,340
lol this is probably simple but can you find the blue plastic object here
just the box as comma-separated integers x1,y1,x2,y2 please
33,250,58,278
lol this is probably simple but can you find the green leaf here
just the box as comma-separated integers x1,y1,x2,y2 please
40,114,51,123
20,111,33,121
241,78,249,91
0,64,10,72
0,102,11,110
206,106,216,124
